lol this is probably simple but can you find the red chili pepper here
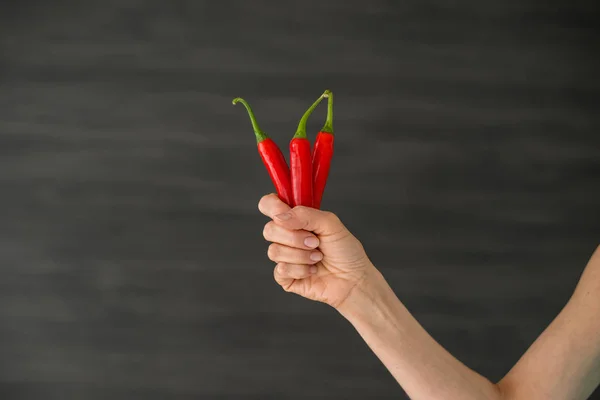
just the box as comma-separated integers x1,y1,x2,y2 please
233,97,293,206
312,91,334,209
289,90,330,208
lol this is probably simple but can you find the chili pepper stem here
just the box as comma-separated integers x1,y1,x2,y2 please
232,97,268,143
320,91,333,134
293,90,331,139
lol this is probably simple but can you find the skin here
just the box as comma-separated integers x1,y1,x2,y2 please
258,193,600,400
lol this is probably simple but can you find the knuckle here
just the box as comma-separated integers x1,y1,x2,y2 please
274,266,289,289
261,193,272,200
267,244,279,260
262,221,274,239
258,193,277,212
325,212,344,230
323,211,340,223
277,263,288,275
258,194,268,210
293,205,308,213
291,206,308,220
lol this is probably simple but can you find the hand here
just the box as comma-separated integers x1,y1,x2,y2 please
258,193,374,309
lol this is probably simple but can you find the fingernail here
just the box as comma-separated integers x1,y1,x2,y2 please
275,212,292,221
309,266,318,274
310,252,323,262
304,237,319,248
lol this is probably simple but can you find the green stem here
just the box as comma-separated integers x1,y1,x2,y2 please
232,97,268,143
293,90,330,139
321,91,333,134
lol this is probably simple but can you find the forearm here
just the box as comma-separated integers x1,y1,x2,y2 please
337,266,502,400
498,245,600,400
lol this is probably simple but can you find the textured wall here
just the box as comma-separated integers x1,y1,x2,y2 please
1,1,599,399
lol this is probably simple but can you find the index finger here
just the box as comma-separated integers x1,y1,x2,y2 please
258,193,292,219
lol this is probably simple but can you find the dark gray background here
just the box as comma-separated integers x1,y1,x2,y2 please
1,1,599,399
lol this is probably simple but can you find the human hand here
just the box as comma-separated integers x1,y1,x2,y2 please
258,193,374,309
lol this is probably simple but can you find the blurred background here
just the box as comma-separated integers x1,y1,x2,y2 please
1,1,599,399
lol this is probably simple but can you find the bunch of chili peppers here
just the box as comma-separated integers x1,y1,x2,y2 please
232,90,334,209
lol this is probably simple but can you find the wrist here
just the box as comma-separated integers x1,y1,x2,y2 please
335,264,393,321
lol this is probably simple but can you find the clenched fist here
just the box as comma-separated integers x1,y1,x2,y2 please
258,193,374,309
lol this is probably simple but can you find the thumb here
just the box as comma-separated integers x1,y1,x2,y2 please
273,206,345,236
